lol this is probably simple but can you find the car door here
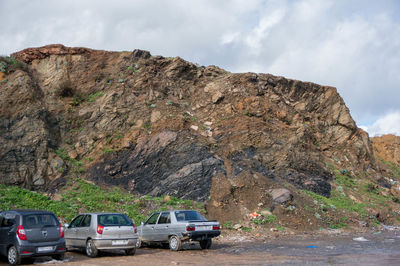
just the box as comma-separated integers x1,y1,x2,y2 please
75,215,91,247
0,212,13,256
65,215,84,247
154,212,171,241
141,212,160,242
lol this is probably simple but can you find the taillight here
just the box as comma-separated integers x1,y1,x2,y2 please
60,224,64,238
213,225,220,230
186,224,195,231
17,225,27,240
97,225,104,234
133,224,137,234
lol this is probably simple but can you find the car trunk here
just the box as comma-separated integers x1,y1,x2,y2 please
187,221,218,231
97,214,136,239
23,214,60,242
101,226,135,239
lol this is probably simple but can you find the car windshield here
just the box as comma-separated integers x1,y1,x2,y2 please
23,214,58,229
175,211,207,221
98,214,133,226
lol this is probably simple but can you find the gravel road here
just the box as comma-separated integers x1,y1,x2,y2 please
1,230,400,265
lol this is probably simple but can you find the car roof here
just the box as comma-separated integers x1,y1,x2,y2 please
76,212,128,215
4,209,55,215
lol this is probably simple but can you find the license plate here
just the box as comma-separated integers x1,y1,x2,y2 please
37,246,53,252
197,226,212,231
112,240,128,245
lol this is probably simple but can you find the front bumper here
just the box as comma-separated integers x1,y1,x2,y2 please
184,230,221,241
92,238,138,250
18,240,66,257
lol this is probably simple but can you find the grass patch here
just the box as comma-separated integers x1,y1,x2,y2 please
0,180,205,225
334,171,357,189
303,190,368,217
223,221,234,230
381,159,400,178
86,91,104,102
242,226,252,232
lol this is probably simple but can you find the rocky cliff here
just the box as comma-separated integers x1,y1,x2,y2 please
1,44,397,226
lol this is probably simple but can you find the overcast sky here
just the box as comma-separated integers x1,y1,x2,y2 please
1,0,399,136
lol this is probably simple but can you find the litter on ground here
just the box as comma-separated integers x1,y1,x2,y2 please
353,237,369,242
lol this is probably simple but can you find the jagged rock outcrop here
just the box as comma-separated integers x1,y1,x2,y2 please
0,44,379,221
371,134,400,166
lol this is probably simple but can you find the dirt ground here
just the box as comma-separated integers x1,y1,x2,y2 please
1,229,400,265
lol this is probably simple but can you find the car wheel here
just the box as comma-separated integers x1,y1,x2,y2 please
200,239,212,249
169,235,182,251
86,239,98,257
52,253,65,261
125,248,136,256
8,246,21,265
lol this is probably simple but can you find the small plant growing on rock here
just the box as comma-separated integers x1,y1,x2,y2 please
266,215,278,223
223,221,234,230
242,226,252,232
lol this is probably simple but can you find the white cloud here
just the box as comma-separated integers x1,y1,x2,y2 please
363,111,400,137
0,0,399,129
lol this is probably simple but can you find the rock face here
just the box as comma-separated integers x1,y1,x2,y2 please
89,131,225,201
371,134,400,166
0,44,379,221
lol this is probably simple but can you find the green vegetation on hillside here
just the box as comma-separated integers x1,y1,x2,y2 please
0,56,26,73
0,179,204,224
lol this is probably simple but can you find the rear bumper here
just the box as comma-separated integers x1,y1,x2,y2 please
184,230,221,241
18,240,66,257
92,238,138,250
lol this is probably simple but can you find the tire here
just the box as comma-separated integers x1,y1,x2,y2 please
86,239,98,258
52,253,65,261
8,246,21,266
125,248,136,256
169,235,182,251
200,239,212,249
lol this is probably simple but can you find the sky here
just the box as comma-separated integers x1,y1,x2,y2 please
1,0,399,136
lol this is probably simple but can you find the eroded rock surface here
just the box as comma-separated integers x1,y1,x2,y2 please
0,44,382,221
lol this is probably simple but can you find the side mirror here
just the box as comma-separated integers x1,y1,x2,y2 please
141,222,144,226
64,223,69,228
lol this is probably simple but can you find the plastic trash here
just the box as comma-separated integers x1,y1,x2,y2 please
250,212,261,219
306,245,318,248
353,237,369,242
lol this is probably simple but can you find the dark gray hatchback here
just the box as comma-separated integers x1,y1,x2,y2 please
0,209,66,265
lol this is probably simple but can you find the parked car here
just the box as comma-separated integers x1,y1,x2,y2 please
64,212,138,257
0,209,66,265
137,210,220,251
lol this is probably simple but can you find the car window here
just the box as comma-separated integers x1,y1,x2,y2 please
175,211,207,222
98,214,133,226
158,212,171,224
145,213,160,225
69,215,84,228
23,214,58,229
0,218,15,227
81,215,91,227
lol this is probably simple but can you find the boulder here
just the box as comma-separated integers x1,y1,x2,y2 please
269,188,293,205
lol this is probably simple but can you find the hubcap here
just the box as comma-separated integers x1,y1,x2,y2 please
170,237,177,249
87,241,92,255
8,247,16,264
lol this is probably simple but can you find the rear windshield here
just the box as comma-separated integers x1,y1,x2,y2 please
175,211,207,222
98,214,133,226
23,214,58,229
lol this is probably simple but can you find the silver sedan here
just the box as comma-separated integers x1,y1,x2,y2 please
64,212,138,257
